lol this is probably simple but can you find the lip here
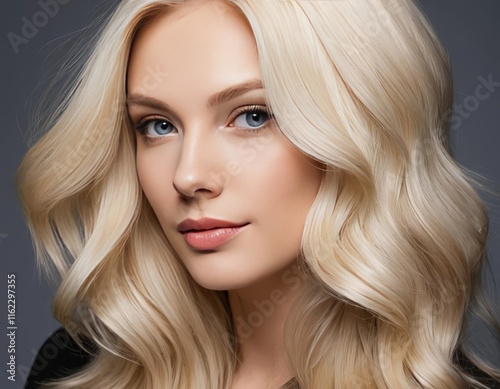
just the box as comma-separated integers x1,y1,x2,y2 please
177,218,249,251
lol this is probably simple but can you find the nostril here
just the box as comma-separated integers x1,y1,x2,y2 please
172,172,224,199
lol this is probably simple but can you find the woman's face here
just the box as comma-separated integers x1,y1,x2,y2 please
127,1,322,290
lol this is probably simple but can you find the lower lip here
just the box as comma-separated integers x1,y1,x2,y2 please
182,225,248,251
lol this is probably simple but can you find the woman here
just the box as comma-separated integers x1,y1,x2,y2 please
18,0,500,388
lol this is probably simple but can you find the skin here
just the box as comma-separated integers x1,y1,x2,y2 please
127,1,323,387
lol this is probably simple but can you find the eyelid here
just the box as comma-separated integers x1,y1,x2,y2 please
230,104,270,116
133,115,177,145
132,104,274,141
134,115,174,133
228,104,274,129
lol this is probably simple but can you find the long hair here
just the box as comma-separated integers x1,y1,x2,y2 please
16,0,500,387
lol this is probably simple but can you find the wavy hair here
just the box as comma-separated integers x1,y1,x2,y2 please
16,0,500,387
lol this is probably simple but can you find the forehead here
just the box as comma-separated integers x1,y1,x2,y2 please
127,1,260,99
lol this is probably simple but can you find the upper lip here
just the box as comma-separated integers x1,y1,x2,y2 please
177,217,248,233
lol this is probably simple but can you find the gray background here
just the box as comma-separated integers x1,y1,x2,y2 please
1,1,499,388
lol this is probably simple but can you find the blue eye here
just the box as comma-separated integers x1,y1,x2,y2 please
233,109,270,129
135,118,176,138
145,120,175,136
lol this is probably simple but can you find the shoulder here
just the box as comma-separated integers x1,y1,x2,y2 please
25,329,499,388
25,327,95,389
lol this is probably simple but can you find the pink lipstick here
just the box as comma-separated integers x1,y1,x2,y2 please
177,218,249,250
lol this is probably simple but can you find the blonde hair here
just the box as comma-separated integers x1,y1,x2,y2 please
16,0,500,388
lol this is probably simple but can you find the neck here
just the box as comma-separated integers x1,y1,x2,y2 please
228,262,308,387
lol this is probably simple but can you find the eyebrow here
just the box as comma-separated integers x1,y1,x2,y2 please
126,79,264,112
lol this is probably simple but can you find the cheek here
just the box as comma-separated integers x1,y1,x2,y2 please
241,142,322,256
136,151,158,198
135,146,175,216
247,144,322,216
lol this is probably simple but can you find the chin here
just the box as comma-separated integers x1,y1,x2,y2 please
189,271,255,291
184,261,264,291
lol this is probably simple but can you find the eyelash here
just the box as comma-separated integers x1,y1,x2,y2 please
134,118,173,145
230,105,274,133
133,105,274,145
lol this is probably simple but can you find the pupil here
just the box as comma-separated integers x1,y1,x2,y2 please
247,112,266,127
153,120,172,135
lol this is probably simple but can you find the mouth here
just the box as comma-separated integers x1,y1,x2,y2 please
177,218,249,250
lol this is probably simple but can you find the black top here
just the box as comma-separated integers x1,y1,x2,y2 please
25,327,500,388
25,328,94,389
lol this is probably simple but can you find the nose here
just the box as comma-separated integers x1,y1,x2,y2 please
172,128,224,199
